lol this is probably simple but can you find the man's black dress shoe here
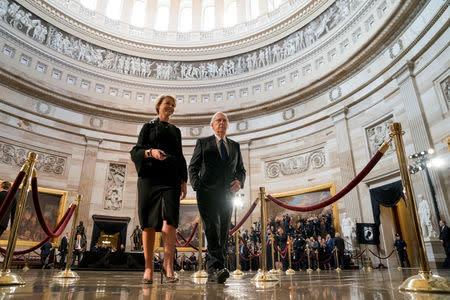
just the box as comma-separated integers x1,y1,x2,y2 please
216,268,230,284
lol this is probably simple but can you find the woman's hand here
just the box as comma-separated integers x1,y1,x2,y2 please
149,149,167,160
180,181,187,200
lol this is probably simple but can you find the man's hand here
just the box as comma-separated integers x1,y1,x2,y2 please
180,181,187,200
229,180,241,193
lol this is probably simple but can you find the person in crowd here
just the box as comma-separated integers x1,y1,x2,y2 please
242,229,249,243
189,111,246,284
325,233,335,268
0,181,17,237
239,239,250,271
153,253,163,271
394,233,411,268
276,227,288,270
73,233,85,266
439,220,450,268
130,94,188,284
334,232,345,269
58,232,69,269
90,242,99,252
250,227,258,244
293,233,306,270
319,239,332,270
188,252,198,271
40,240,52,268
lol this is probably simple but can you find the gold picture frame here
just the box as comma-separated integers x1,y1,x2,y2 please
154,199,206,253
0,185,68,248
268,183,340,235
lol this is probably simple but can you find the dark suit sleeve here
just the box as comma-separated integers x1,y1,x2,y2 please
130,123,151,177
188,139,203,191
176,128,188,182
234,142,246,188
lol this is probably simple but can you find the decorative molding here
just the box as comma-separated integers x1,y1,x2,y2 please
282,108,295,120
104,162,126,211
388,39,403,59
35,100,51,114
237,121,248,132
0,141,67,175
89,117,103,129
189,126,202,137
328,86,342,102
265,147,326,178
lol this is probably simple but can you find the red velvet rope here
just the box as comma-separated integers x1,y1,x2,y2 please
176,232,208,252
368,248,396,260
229,200,259,235
293,252,306,264
318,249,336,263
0,203,76,255
267,150,384,212
31,177,75,238
0,171,25,224
347,248,366,259
239,236,262,258
239,253,251,261
175,222,198,247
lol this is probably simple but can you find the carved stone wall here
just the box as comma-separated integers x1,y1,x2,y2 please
365,116,395,157
0,140,66,175
265,148,326,178
104,162,126,211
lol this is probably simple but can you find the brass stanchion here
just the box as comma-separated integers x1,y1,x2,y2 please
286,237,295,275
251,187,278,283
315,250,320,272
390,122,450,292
231,231,243,276
394,246,402,271
306,247,313,273
268,233,277,274
191,216,208,283
365,245,372,272
53,194,82,279
0,153,37,285
334,246,341,272
360,249,365,271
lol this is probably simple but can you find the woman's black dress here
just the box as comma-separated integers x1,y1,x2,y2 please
130,119,187,231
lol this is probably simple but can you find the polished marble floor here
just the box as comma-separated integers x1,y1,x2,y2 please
0,268,449,299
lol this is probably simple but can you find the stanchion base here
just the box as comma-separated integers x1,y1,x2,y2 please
399,272,450,293
285,269,295,275
335,267,341,273
0,270,25,286
268,269,279,275
397,267,402,271
306,268,313,274
180,269,185,273
316,268,321,273
251,271,279,282
232,270,244,276
367,267,373,272
191,270,208,284
53,269,80,279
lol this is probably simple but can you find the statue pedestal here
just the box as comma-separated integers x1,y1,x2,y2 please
423,238,445,269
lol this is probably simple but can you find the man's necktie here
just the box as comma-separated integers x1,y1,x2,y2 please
220,139,229,162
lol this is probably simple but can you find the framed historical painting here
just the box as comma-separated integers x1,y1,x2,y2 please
267,183,340,236
0,185,68,248
155,199,206,253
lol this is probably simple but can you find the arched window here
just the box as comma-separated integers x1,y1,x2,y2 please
224,0,237,28
246,0,259,21
179,0,192,32
105,0,123,20
80,0,97,10
202,0,215,31
154,0,170,31
131,0,146,27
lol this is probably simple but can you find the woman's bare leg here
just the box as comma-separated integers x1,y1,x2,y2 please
161,220,176,277
142,227,155,280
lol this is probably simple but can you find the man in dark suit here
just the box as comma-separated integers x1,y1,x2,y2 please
439,220,450,268
333,232,345,269
189,112,246,284
58,232,69,269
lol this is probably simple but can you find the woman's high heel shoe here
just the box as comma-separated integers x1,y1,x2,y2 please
161,267,179,284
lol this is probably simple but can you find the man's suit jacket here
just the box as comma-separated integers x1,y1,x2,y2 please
59,236,68,253
440,225,450,248
189,135,246,200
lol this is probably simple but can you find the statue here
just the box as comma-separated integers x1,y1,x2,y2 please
76,221,87,245
341,212,355,250
131,225,143,251
417,194,437,239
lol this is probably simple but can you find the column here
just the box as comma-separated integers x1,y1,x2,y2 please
77,136,102,240
393,61,448,225
96,0,109,14
259,0,268,14
145,0,158,28
168,0,180,31
237,0,246,23
330,108,362,223
192,0,202,32
215,0,224,28
121,0,134,24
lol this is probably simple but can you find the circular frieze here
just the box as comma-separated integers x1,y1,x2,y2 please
328,86,342,102
35,101,51,114
189,127,202,137
266,162,281,178
310,151,325,169
237,121,248,132
90,117,104,128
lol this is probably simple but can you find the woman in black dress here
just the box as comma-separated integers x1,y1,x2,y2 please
130,95,187,284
